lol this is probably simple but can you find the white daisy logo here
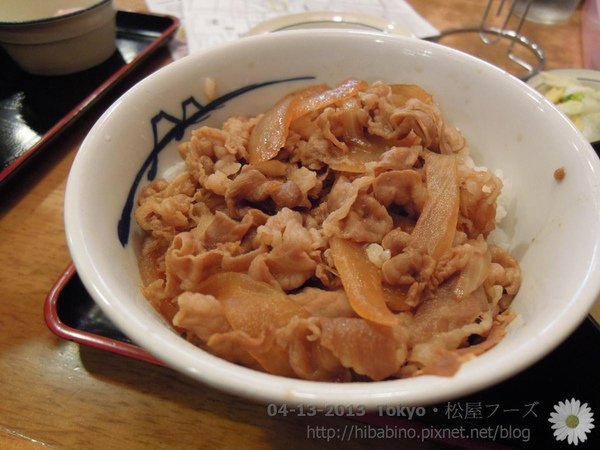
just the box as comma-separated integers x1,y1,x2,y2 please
549,399,595,446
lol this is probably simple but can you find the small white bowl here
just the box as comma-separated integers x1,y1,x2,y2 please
0,0,116,76
65,30,600,407
528,68,600,92
528,68,600,139
246,11,414,37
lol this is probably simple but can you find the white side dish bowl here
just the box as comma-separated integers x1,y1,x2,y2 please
246,10,414,37
0,0,116,75
64,30,600,407
528,68,600,143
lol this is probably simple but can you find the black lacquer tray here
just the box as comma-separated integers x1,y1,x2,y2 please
0,10,179,188
45,263,600,449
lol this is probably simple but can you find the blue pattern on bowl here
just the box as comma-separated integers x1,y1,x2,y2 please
117,76,315,246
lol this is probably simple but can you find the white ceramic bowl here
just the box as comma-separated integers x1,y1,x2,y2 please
246,11,414,36
528,68,600,142
528,68,600,325
0,0,116,75
65,30,600,407
528,68,600,92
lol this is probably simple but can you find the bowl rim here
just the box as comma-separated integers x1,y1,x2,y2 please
246,10,415,37
65,29,600,407
527,67,600,91
0,0,113,27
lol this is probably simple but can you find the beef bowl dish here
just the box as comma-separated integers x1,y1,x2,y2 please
65,29,600,407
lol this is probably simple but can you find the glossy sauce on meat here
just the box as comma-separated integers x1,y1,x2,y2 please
135,80,521,381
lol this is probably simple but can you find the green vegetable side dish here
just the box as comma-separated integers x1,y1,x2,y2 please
538,72,600,142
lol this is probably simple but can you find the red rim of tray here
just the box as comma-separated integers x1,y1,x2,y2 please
44,262,162,366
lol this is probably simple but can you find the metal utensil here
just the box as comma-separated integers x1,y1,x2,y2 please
426,0,544,80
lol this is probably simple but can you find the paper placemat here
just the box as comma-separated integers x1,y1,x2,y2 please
146,0,438,57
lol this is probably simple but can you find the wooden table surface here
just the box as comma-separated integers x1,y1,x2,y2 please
0,1,593,449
